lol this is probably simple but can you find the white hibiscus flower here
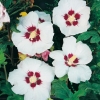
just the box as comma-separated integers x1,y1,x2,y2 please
8,57,54,100
12,11,54,56
53,0,90,36
34,10,51,23
0,2,10,29
50,36,93,83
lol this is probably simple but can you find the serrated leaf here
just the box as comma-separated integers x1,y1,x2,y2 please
11,24,20,33
52,80,73,99
72,90,86,99
7,95,24,100
0,82,14,95
77,31,100,43
79,82,100,94
64,89,86,100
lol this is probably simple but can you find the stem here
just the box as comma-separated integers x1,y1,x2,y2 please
0,93,5,96
4,66,7,81
4,53,12,61
33,5,43,11
11,47,14,66
7,24,15,66
4,53,14,65
10,5,29,16
7,24,11,41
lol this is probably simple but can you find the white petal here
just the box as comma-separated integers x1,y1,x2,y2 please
67,23,90,36
62,36,77,55
24,88,34,100
53,60,69,78
49,50,64,61
38,22,54,43
34,10,51,22
11,82,29,95
75,41,93,64
11,32,25,47
78,7,90,24
53,10,68,36
17,39,36,56
34,40,53,54
58,0,86,11
8,69,26,85
25,84,50,100
40,82,51,92
8,68,29,95
19,11,38,28
53,6,73,36
68,65,92,83
72,7,90,34
17,24,27,33
18,58,42,73
39,62,54,82
34,85,50,100
2,11,10,22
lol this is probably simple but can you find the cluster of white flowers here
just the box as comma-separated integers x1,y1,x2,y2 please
50,0,93,84
0,0,93,100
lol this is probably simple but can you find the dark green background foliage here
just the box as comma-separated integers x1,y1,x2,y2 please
0,0,100,100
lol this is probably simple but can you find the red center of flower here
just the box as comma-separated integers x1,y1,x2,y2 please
39,18,45,23
64,9,80,26
64,53,79,67
24,26,40,43
25,71,42,88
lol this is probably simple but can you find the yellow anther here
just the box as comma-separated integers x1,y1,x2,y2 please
0,26,2,30
68,55,77,65
29,76,37,83
20,12,27,17
18,52,27,61
29,31,37,40
68,15,75,23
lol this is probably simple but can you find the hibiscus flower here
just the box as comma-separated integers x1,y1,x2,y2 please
0,2,10,29
50,36,93,83
8,57,54,100
53,0,90,36
12,11,54,56
34,10,51,23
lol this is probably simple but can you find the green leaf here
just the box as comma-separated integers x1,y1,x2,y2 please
0,50,6,66
77,31,100,43
59,74,68,81
79,82,100,94
0,71,5,79
97,62,100,67
80,90,99,100
91,1,100,11
7,95,24,100
52,80,73,99
64,89,86,100
10,23,20,33
71,90,86,100
0,82,14,95
5,0,13,8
